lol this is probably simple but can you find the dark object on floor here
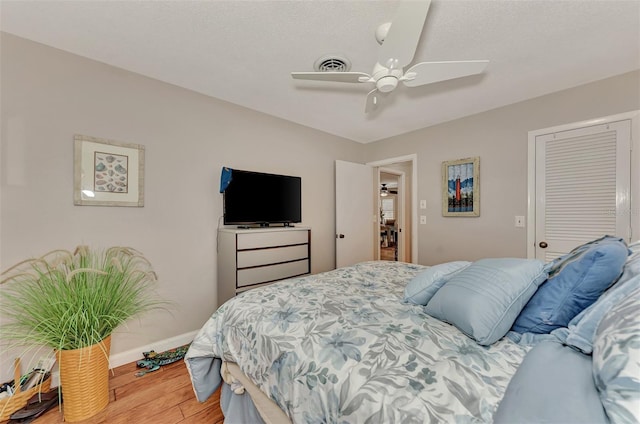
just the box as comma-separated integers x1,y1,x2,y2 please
9,415,36,424
135,343,191,377
9,390,60,422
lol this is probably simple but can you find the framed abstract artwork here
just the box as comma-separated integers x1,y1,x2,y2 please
74,134,145,207
442,156,479,217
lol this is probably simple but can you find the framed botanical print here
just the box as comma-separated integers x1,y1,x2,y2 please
74,134,145,207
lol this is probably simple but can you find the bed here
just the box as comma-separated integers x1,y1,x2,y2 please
186,238,640,424
185,261,531,423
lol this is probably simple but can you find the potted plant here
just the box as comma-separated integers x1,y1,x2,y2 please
0,246,166,422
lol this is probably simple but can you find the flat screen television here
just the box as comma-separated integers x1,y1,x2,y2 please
222,168,302,226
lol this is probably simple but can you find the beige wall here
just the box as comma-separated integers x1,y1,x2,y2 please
365,70,640,265
0,34,362,363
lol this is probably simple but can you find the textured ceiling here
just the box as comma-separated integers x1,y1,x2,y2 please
1,0,639,143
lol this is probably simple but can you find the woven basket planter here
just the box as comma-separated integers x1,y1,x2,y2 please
0,358,52,421
57,335,111,422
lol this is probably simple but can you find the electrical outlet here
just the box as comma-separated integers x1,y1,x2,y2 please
420,215,427,224
515,216,525,228
420,200,427,209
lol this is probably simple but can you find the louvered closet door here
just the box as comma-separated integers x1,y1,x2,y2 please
535,120,631,261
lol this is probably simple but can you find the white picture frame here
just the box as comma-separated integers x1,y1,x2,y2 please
442,156,479,217
74,134,145,207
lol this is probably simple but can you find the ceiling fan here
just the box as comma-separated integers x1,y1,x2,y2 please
291,0,489,113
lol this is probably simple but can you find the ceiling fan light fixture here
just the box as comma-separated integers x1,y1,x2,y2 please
376,76,398,93
380,183,389,196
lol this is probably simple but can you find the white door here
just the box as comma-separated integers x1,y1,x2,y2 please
534,120,631,261
336,160,374,268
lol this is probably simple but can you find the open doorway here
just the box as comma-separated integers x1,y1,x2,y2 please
367,154,417,263
380,171,401,261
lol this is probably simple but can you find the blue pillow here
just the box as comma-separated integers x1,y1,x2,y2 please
553,273,640,354
512,236,629,334
403,261,470,305
494,340,608,423
424,258,547,346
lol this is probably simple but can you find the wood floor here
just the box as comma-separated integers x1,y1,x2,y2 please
3,360,223,424
380,245,397,261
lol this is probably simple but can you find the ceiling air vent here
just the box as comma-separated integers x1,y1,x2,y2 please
314,55,351,72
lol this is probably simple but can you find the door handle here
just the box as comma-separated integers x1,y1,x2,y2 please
539,241,548,248
336,234,345,239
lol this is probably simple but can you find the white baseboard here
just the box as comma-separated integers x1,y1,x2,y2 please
51,330,199,387
108,330,199,369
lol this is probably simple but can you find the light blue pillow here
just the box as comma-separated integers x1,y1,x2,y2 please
494,340,608,423
512,237,629,334
403,261,470,305
553,273,640,354
592,285,640,423
615,239,640,286
424,258,547,346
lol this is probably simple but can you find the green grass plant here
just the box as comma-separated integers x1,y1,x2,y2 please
1,246,167,351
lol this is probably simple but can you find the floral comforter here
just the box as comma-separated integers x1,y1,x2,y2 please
186,261,529,423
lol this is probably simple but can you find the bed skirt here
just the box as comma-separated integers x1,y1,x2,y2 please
221,362,291,424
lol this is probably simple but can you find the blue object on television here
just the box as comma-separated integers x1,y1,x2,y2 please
220,167,233,193
222,168,302,226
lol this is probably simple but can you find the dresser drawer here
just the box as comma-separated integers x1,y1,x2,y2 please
237,230,308,250
237,259,309,288
237,244,308,268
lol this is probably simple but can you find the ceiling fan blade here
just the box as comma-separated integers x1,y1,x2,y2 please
378,0,431,70
402,60,489,87
365,89,387,113
291,72,372,83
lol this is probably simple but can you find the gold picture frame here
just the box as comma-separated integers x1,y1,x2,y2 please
74,134,145,207
442,156,479,217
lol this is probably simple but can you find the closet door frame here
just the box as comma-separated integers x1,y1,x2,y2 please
527,110,640,258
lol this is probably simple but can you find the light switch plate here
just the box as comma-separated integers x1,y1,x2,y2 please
515,216,525,227
420,215,427,224
420,200,427,209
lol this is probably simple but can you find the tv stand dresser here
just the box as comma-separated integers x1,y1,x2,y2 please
217,226,311,306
